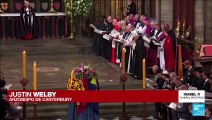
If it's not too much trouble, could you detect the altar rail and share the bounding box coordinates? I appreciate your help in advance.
[0,12,67,39]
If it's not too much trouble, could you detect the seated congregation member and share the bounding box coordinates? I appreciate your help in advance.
[169,76,182,120]
[20,1,35,40]
[190,67,205,90]
[151,65,159,77]
[161,24,176,71]
[176,85,193,120]
[161,70,172,89]
[92,16,107,56]
[0,79,12,120]
[152,65,159,73]
[151,67,164,119]
[182,60,195,85]
[202,74,212,92]
[153,68,164,89]
[173,76,182,90]
[206,104,212,120]
[170,72,177,80]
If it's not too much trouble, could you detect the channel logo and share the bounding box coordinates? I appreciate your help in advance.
[192,103,205,116]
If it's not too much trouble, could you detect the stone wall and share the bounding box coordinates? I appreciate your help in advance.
[160,0,173,28]
[155,0,211,44]
[195,0,205,44]
[205,0,212,44]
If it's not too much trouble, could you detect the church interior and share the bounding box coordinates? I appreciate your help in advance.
[0,0,212,120]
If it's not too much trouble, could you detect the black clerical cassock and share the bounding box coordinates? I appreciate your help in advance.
[20,3,35,40]
[127,0,136,15]
[133,24,147,79]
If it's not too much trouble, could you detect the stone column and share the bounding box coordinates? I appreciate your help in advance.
[145,0,150,16]
[194,0,205,44]
[160,0,173,28]
[155,0,161,23]
[205,0,212,44]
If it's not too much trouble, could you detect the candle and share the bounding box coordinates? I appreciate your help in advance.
[142,59,146,89]
[22,51,26,79]
[33,61,37,90]
[70,0,72,9]
[183,20,185,27]
[177,17,180,27]
[121,48,126,74]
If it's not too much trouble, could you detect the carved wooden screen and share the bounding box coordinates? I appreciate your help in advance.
[173,0,195,40]
[91,0,144,22]
[0,0,65,13]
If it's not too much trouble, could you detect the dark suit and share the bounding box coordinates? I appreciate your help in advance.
[196,78,205,90]
[154,78,165,119]
[183,67,194,85]
[127,1,136,15]
[0,91,11,120]
[202,80,211,92]
[176,103,192,120]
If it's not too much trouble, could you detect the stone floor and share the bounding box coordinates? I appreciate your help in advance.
[0,37,157,120]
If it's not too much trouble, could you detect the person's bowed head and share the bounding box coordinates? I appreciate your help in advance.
[24,1,30,8]
[206,104,212,119]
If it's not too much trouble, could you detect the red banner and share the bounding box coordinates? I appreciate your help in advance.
[7,90,178,103]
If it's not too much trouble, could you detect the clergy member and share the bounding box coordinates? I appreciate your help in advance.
[134,14,141,29]
[20,1,35,40]
[127,0,136,15]
[105,16,114,61]
[132,17,146,79]
[123,24,135,74]
[161,24,176,71]
[111,18,120,63]
[149,21,165,67]
[92,16,107,56]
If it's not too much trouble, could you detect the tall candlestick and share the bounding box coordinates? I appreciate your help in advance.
[176,17,180,37]
[177,17,180,27]
[122,48,126,74]
[142,59,146,89]
[33,61,37,90]
[183,19,185,27]
[181,19,186,38]
[177,45,183,78]
[22,51,26,79]
[69,0,74,39]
